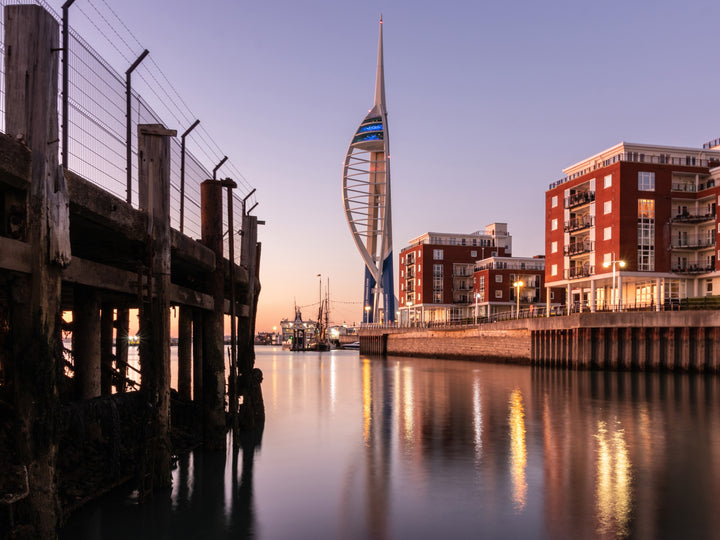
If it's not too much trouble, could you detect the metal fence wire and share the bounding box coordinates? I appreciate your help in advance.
[0,0,254,263]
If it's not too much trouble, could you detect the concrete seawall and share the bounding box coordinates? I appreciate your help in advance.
[358,311,720,371]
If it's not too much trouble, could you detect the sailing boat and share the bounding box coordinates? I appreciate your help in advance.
[308,278,331,351]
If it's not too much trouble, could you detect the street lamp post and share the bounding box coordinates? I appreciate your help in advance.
[603,254,626,311]
[364,305,371,325]
[513,280,524,319]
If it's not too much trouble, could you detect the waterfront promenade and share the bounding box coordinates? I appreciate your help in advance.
[358,311,720,371]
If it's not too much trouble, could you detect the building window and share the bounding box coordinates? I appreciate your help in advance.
[495,274,503,283]
[638,171,655,191]
[603,227,612,240]
[401,269,404,278]
[495,290,503,299]
[418,264,421,272]
[477,276,485,302]
[418,278,421,286]
[550,291,555,300]
[638,199,655,271]
[551,241,558,253]
[551,196,558,208]
[418,293,421,302]
[551,219,558,231]
[604,174,612,188]
[433,264,443,278]
[433,249,444,260]
[471,250,477,258]
[551,264,558,276]
[604,201,612,214]
[603,252,611,266]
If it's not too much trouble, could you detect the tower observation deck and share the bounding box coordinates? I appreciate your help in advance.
[342,18,395,324]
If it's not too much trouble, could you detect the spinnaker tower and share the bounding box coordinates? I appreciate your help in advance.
[342,18,395,324]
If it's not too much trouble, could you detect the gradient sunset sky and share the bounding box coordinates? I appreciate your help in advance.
[59,0,720,331]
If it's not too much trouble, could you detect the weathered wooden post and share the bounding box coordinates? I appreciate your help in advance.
[100,304,114,395]
[115,308,130,391]
[178,305,193,400]
[201,180,227,449]
[193,309,204,401]
[4,4,69,535]
[137,123,176,489]
[238,212,264,430]
[73,285,101,399]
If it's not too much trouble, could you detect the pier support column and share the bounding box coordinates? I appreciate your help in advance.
[115,308,129,392]
[74,289,101,399]
[649,328,661,370]
[178,305,193,400]
[201,179,228,449]
[193,309,204,402]
[696,327,707,372]
[636,327,648,370]
[100,303,114,395]
[238,212,264,432]
[138,123,177,488]
[665,328,676,371]
[621,327,633,370]
[708,328,719,372]
[5,5,66,535]
[679,327,690,371]
[608,327,619,370]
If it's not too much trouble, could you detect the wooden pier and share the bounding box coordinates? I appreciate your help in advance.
[0,5,263,536]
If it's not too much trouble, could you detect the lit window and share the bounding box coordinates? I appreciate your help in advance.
[418,278,421,286]
[604,175,612,188]
[638,171,655,191]
[604,227,612,240]
[551,241,558,253]
[551,196,558,208]
[551,264,558,276]
[551,219,558,231]
[603,253,611,266]
[604,201,612,214]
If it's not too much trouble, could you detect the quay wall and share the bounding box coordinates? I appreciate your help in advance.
[358,311,720,371]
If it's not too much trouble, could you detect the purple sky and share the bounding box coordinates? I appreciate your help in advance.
[56,0,720,331]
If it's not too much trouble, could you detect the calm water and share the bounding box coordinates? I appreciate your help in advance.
[61,347,720,539]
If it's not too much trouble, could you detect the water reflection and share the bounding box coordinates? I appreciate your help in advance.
[62,350,720,540]
[594,419,631,537]
[508,388,527,512]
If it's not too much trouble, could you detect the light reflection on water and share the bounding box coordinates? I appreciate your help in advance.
[62,348,720,539]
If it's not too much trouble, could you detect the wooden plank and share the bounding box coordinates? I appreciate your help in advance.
[0,236,31,273]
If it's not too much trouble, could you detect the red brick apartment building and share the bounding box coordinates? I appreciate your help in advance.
[398,224,559,323]
[545,141,720,311]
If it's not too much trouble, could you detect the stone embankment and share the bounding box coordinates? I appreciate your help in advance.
[359,311,720,371]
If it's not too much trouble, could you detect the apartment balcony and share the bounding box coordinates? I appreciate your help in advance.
[564,215,594,233]
[672,183,696,193]
[564,191,595,210]
[405,283,415,293]
[670,236,716,249]
[405,255,415,266]
[453,270,473,277]
[406,269,415,279]
[564,265,594,280]
[564,241,594,257]
[671,264,715,274]
[453,284,473,292]
[670,211,716,224]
